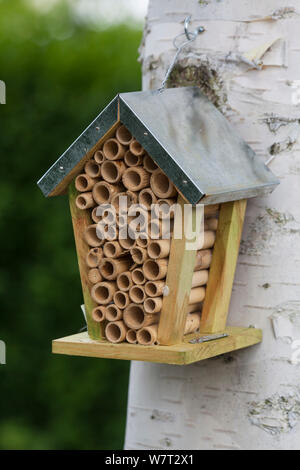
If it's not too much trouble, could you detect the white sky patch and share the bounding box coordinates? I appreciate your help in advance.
[29,0,148,25]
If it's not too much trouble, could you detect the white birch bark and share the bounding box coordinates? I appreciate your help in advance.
[125,0,300,450]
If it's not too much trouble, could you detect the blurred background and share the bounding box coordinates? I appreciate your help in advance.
[0,0,147,449]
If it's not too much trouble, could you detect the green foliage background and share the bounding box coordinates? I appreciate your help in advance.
[0,0,142,449]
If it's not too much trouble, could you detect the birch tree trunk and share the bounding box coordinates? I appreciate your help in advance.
[125,0,300,450]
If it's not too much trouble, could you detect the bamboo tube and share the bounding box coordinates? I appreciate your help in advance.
[123,304,158,330]
[204,204,220,217]
[92,181,123,204]
[124,150,143,167]
[126,329,137,344]
[196,230,216,250]
[143,154,158,173]
[204,217,218,231]
[130,246,147,264]
[138,188,157,210]
[117,271,133,292]
[155,198,176,219]
[103,241,124,259]
[129,285,146,304]
[75,174,98,192]
[150,169,177,198]
[105,304,122,322]
[147,240,170,259]
[122,167,150,192]
[144,296,162,314]
[114,290,130,309]
[145,280,165,297]
[137,324,158,346]
[189,287,206,304]
[91,206,101,223]
[105,321,128,343]
[132,267,146,285]
[111,191,138,213]
[86,247,103,268]
[194,249,213,271]
[103,138,125,160]
[92,306,106,322]
[100,258,132,280]
[94,150,105,164]
[191,270,209,288]
[96,223,118,242]
[129,139,145,157]
[186,303,202,314]
[119,227,136,250]
[184,313,201,334]
[88,268,102,284]
[116,125,133,146]
[75,192,95,210]
[143,259,168,281]
[136,235,148,248]
[84,160,101,178]
[84,224,104,247]
[101,160,126,184]
[91,281,117,305]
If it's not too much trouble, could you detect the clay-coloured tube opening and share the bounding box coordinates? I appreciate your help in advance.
[103,139,124,160]
[103,242,117,257]
[145,282,158,297]
[124,151,140,167]
[116,125,133,145]
[132,268,145,285]
[85,160,101,178]
[151,171,177,198]
[94,150,104,164]
[131,247,145,264]
[124,305,145,329]
[101,260,114,278]
[125,169,141,188]
[76,194,92,210]
[148,241,161,258]
[117,272,131,291]
[143,259,167,281]
[143,155,158,173]
[86,247,102,268]
[130,140,144,156]
[114,291,129,309]
[105,323,123,343]
[130,285,145,303]
[139,188,157,210]
[126,329,137,344]
[94,284,109,302]
[93,183,111,204]
[101,160,124,183]
[84,225,103,247]
[136,235,148,248]
[91,207,101,223]
[75,174,89,191]
[92,306,105,322]
[137,328,153,345]
[105,304,121,321]
[144,298,156,313]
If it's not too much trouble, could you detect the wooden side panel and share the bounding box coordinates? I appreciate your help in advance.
[69,181,104,339]
[200,199,247,333]
[158,196,199,345]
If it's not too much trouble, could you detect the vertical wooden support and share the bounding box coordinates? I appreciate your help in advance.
[158,196,199,345]
[69,181,104,340]
[200,199,247,333]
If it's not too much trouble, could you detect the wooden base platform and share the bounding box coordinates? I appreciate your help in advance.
[52,326,262,365]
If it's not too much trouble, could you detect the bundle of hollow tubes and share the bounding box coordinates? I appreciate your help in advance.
[74,124,219,346]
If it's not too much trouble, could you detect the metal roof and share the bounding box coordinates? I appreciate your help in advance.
[38,87,279,205]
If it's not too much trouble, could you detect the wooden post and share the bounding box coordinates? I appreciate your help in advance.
[69,181,105,340]
[158,195,199,345]
[200,199,247,333]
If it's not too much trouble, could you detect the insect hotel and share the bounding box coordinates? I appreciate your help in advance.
[38,87,279,365]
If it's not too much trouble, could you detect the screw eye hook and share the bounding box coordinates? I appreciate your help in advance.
[184,15,205,41]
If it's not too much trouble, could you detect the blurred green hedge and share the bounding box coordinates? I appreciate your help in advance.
[0,0,142,449]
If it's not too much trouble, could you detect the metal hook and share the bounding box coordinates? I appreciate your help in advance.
[159,16,205,90]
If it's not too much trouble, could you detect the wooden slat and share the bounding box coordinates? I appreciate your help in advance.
[157,195,199,345]
[69,181,105,339]
[200,199,247,333]
[52,327,262,365]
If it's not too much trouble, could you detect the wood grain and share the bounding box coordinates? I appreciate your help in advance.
[200,199,247,333]
[69,181,105,339]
